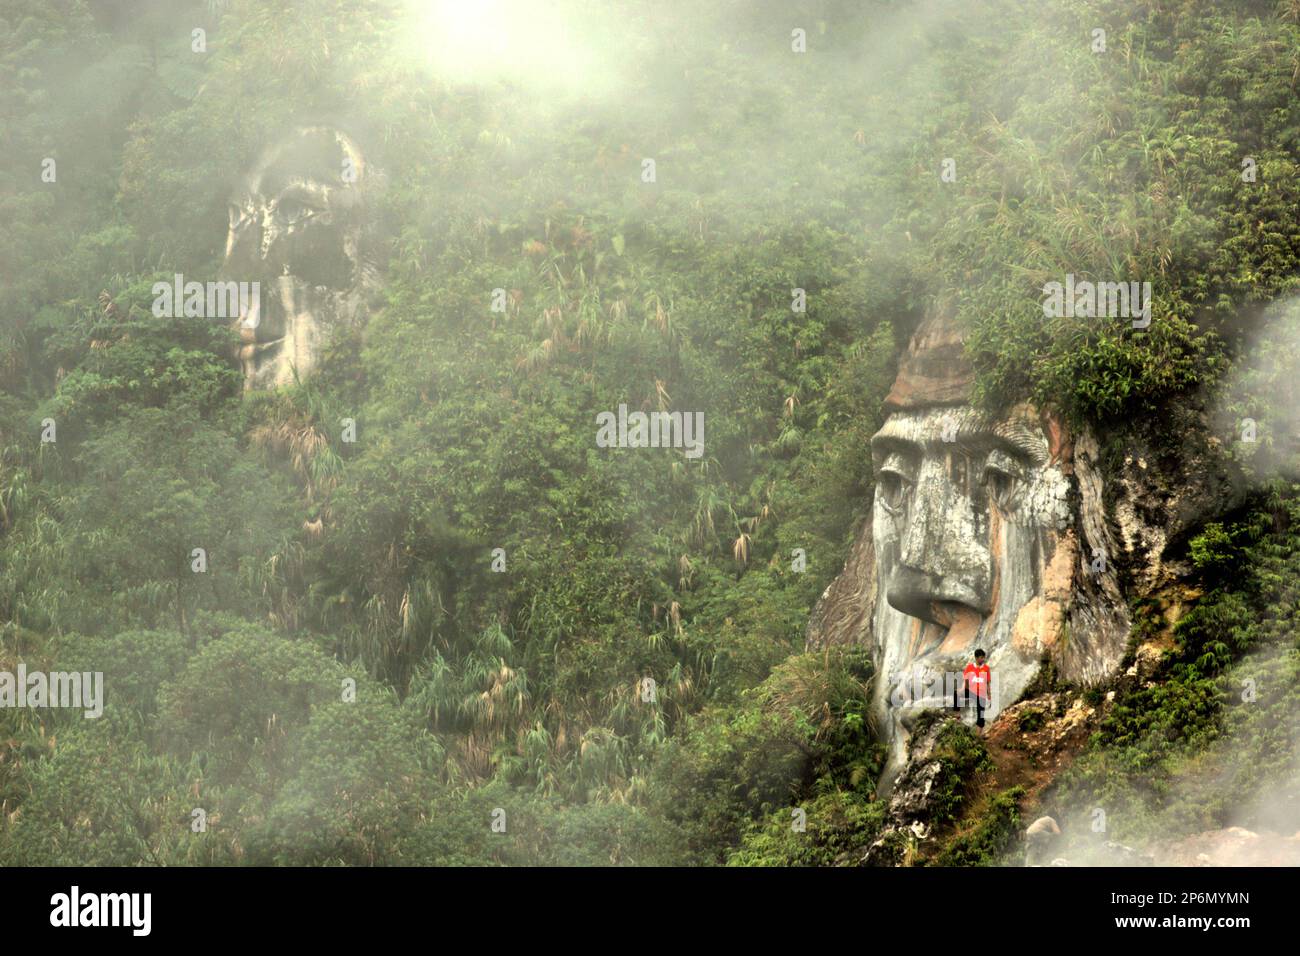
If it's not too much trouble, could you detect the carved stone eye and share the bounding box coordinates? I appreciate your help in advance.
[949,452,968,492]
[982,449,1024,510]
[988,470,1015,506]
[877,453,914,513]
[879,472,908,511]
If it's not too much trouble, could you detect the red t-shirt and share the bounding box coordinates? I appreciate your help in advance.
[963,662,991,701]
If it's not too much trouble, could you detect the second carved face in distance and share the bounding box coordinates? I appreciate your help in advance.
[223,127,370,390]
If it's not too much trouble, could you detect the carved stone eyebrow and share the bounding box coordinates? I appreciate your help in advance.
[869,431,924,473]
[870,431,920,458]
[869,410,1048,465]
[952,430,1039,464]
[989,419,1049,465]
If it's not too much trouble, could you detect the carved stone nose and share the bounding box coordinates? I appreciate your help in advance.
[887,455,991,620]
[886,565,988,622]
[887,566,952,623]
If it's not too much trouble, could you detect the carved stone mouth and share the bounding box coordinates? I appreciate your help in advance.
[933,603,982,655]
[236,288,287,343]
[889,605,987,711]
[927,600,967,628]
[899,605,982,666]
[903,619,948,665]
[245,337,285,352]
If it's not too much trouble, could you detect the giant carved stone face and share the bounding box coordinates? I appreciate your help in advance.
[223,127,372,390]
[870,404,1072,769]
[807,312,1128,788]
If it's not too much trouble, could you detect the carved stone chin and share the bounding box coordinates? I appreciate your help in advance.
[223,127,374,390]
[807,310,1129,789]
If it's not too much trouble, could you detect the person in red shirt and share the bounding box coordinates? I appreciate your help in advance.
[962,649,991,729]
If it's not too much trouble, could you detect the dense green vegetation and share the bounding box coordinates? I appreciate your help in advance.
[2,0,1300,865]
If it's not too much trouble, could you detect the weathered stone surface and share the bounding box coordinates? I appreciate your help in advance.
[859,714,957,866]
[1024,815,1061,866]
[883,309,976,410]
[1059,428,1130,685]
[1109,418,1242,594]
